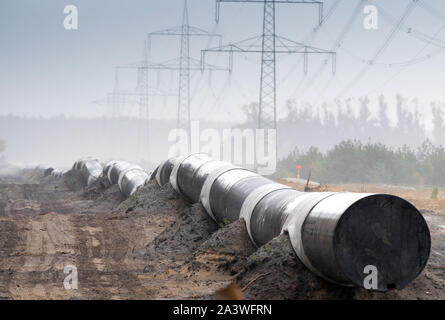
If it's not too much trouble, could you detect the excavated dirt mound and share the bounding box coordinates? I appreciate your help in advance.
[0,167,45,184]
[234,234,351,300]
[115,181,183,215]
[143,203,218,274]
[82,176,124,208]
[185,219,257,278]
[234,232,444,300]
[60,169,84,192]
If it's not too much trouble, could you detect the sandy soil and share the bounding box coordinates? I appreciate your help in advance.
[0,170,444,300]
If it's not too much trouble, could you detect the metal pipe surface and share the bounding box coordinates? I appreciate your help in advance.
[70,154,431,291]
[197,155,430,291]
[155,157,179,186]
[170,153,228,203]
[108,161,132,185]
[73,158,103,187]
[118,167,149,197]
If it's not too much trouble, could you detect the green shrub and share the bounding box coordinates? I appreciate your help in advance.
[276,140,445,186]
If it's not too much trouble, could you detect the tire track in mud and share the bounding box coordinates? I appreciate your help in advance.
[72,212,169,299]
[0,218,24,299]
[0,180,85,299]
[8,213,81,299]
[0,174,179,299]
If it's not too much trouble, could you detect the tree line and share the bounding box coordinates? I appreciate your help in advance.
[242,94,445,157]
[275,140,445,186]
[238,94,445,186]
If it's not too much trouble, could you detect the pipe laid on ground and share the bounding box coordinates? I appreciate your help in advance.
[196,154,430,291]
[103,160,120,177]
[118,165,149,197]
[73,158,103,186]
[107,161,132,185]
[169,153,230,203]
[44,168,54,177]
[103,160,150,197]
[69,154,431,291]
[155,157,179,187]
[146,166,158,184]
[50,169,64,178]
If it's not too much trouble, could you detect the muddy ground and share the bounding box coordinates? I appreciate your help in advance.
[0,169,444,300]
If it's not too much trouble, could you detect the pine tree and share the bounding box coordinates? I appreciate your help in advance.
[431,102,445,145]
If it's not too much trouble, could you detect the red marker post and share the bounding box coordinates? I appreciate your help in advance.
[296,165,302,180]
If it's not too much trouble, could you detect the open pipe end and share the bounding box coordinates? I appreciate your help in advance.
[332,194,431,291]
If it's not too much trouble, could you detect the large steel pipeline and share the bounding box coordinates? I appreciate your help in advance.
[105,161,149,197]
[50,169,65,178]
[118,165,149,197]
[68,154,431,291]
[169,153,231,203]
[72,158,103,187]
[103,160,120,177]
[107,161,133,185]
[155,157,180,186]
[163,154,431,291]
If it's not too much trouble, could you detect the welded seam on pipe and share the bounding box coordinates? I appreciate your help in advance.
[169,153,208,195]
[118,165,144,186]
[240,184,291,246]
[107,160,124,183]
[155,160,165,186]
[200,166,255,221]
[73,158,102,187]
[282,192,347,285]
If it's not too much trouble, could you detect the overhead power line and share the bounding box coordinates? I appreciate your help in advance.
[336,0,420,99]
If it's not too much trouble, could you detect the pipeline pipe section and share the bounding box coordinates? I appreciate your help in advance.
[72,158,103,187]
[155,157,180,187]
[169,153,231,203]
[104,161,150,197]
[103,160,120,177]
[50,169,65,178]
[170,154,430,291]
[69,154,431,291]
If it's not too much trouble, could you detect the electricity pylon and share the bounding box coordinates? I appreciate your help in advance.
[93,56,176,160]
[113,44,227,157]
[147,0,227,144]
[204,0,336,169]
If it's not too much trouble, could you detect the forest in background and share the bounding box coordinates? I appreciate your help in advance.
[2,94,445,186]
[275,140,445,187]
[241,94,445,156]
[267,95,445,186]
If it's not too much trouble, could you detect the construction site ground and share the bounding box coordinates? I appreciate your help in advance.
[0,168,444,300]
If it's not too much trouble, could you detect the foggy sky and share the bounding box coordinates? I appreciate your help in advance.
[1,0,445,122]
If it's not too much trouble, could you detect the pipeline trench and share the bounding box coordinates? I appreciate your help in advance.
[0,157,444,299]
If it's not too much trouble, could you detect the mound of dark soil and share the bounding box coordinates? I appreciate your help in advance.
[61,169,84,192]
[82,175,124,203]
[234,233,440,300]
[115,181,184,215]
[143,203,218,273]
[186,219,257,276]
[235,234,357,300]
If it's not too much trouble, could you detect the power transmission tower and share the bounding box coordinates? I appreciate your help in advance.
[94,54,176,160]
[111,68,121,117]
[147,0,227,143]
[204,0,336,170]
[114,47,227,157]
[137,41,150,157]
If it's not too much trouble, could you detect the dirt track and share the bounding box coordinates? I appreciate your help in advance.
[0,170,234,299]
[0,169,444,300]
